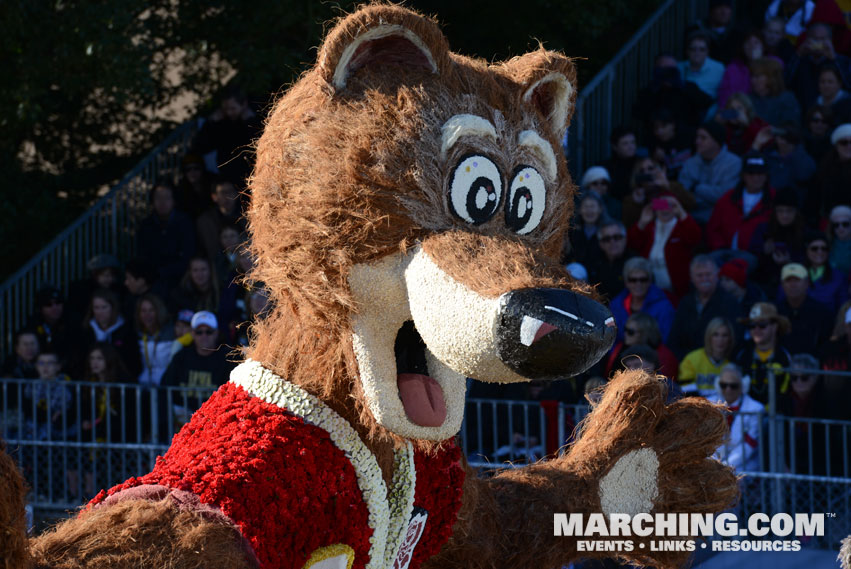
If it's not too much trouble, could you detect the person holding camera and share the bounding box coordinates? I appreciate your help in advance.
[716,92,770,155]
[622,157,695,228]
[627,193,701,300]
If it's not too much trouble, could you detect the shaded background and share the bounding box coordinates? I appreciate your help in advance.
[0,0,662,280]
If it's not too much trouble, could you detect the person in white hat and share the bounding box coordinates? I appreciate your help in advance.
[159,311,236,436]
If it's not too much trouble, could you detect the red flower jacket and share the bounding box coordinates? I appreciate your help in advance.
[92,364,465,569]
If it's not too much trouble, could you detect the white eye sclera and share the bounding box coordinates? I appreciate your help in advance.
[506,166,546,235]
[448,155,503,225]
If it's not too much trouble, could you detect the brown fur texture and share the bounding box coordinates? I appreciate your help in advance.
[2,4,741,569]
[247,3,579,452]
[29,499,257,569]
[0,440,29,569]
[426,371,738,569]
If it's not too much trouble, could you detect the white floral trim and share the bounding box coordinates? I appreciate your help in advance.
[230,360,415,569]
[384,443,416,567]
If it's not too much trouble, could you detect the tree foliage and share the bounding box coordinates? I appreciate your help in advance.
[0,0,662,280]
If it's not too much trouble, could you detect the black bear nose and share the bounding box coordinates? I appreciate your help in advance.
[495,288,616,379]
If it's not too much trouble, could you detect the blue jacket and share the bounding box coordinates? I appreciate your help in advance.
[610,284,676,344]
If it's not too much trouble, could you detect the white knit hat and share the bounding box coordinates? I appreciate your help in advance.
[580,166,611,188]
[830,123,851,145]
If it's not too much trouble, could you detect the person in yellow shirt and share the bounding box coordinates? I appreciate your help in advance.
[679,317,736,397]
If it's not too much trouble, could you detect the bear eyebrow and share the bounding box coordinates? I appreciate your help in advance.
[517,130,557,182]
[440,114,497,158]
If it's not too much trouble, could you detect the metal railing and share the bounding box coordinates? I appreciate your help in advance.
[2,376,849,544]
[567,0,709,176]
[0,121,198,358]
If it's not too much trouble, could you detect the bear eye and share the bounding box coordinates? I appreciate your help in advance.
[448,155,503,225]
[505,166,546,235]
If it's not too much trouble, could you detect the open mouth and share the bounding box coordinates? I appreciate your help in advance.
[394,321,447,427]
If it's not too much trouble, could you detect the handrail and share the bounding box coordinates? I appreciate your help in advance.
[567,0,709,177]
[0,120,198,357]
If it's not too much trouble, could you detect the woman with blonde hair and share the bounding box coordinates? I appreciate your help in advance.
[134,293,176,386]
[679,317,736,398]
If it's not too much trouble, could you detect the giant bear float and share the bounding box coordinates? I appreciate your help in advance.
[1,4,746,569]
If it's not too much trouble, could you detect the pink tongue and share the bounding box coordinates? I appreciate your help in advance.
[397,373,447,427]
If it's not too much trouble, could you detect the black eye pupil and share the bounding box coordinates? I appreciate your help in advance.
[507,185,533,231]
[466,176,499,223]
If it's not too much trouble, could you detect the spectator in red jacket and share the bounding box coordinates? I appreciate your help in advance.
[627,194,702,299]
[707,152,776,256]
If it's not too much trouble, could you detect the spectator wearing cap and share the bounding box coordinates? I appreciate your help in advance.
[678,121,743,224]
[585,220,639,301]
[678,31,726,100]
[710,363,763,472]
[609,257,675,345]
[757,122,817,195]
[718,258,766,332]
[627,194,701,299]
[776,263,832,356]
[828,204,851,274]
[748,187,808,288]
[734,302,793,405]
[814,123,851,217]
[137,180,196,292]
[749,57,802,126]
[801,232,848,313]
[707,152,775,261]
[159,311,236,437]
[669,255,740,359]
[602,127,639,200]
[580,166,621,220]
[27,285,71,360]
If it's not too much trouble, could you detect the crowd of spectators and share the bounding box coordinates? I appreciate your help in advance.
[472,0,851,475]
[0,86,266,454]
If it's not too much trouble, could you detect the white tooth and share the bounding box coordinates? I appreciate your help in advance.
[520,315,546,346]
[604,317,615,327]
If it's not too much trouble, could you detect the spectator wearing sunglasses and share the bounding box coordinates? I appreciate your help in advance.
[710,363,763,472]
[814,123,851,217]
[828,205,851,274]
[609,257,675,345]
[802,232,848,313]
[604,312,679,382]
[802,104,834,167]
[159,311,236,436]
[776,263,833,356]
[734,302,792,405]
[585,220,638,302]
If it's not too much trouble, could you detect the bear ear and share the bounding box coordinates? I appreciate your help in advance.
[318,5,451,91]
[498,50,577,141]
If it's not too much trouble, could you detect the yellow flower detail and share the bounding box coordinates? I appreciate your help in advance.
[303,543,355,569]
